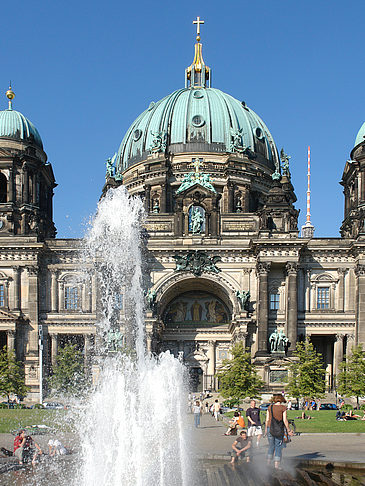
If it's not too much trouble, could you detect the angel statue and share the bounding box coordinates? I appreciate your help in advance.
[236,290,250,311]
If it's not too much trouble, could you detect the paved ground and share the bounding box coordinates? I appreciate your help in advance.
[190,412,365,466]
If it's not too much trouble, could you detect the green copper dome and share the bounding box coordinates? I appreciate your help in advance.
[354,121,365,149]
[116,87,279,172]
[0,106,43,149]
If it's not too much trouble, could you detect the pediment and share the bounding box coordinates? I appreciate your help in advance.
[0,308,19,321]
[178,182,216,196]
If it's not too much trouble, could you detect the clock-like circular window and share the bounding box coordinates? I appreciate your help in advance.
[192,115,205,127]
[255,127,263,139]
[193,90,203,99]
[133,129,142,141]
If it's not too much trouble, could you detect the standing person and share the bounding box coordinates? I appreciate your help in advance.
[192,400,202,428]
[265,394,293,469]
[230,430,251,464]
[205,402,209,414]
[246,400,263,447]
[13,429,26,465]
[213,399,220,421]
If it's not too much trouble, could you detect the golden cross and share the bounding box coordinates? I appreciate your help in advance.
[193,16,204,36]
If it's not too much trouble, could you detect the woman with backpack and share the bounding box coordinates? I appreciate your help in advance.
[265,394,293,469]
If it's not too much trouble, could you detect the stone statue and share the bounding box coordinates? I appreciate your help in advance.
[150,130,167,153]
[236,290,250,311]
[280,148,291,178]
[199,173,216,193]
[173,250,221,277]
[229,128,245,153]
[145,289,157,311]
[176,173,195,194]
[106,157,115,178]
[269,329,279,352]
[106,329,124,352]
[271,170,281,181]
[191,207,204,234]
[277,329,289,352]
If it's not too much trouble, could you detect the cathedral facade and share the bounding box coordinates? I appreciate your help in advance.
[0,25,364,401]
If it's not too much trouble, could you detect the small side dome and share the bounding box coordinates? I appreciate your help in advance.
[0,87,43,149]
[354,121,365,149]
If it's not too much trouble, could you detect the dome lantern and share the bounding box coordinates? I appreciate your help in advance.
[185,16,211,88]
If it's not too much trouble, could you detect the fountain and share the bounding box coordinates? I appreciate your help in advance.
[76,186,192,486]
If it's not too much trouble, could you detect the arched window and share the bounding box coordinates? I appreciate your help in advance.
[0,173,7,203]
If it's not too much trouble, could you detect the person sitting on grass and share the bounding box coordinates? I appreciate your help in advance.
[295,412,313,420]
[224,411,239,436]
[230,430,251,464]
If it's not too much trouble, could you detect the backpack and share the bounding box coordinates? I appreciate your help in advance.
[269,405,284,439]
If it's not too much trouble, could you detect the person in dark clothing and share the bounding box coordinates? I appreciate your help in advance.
[246,400,262,447]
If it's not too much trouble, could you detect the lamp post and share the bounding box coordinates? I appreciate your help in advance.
[38,325,43,405]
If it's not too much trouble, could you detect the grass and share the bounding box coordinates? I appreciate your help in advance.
[224,410,365,433]
[0,409,72,434]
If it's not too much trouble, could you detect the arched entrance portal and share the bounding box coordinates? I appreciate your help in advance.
[157,277,234,392]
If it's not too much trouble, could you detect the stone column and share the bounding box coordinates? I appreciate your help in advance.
[26,266,39,353]
[144,184,151,213]
[51,334,58,367]
[256,262,270,355]
[22,164,29,204]
[207,340,216,376]
[51,270,58,312]
[160,183,166,213]
[7,330,15,351]
[337,269,345,312]
[59,281,65,311]
[12,267,20,311]
[91,274,97,313]
[210,209,218,236]
[333,334,345,377]
[355,264,365,345]
[227,182,234,212]
[286,262,298,352]
[84,334,92,369]
[346,334,355,359]
[8,168,13,203]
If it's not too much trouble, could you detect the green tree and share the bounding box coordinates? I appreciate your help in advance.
[337,344,365,409]
[286,339,326,401]
[48,343,88,396]
[216,342,263,405]
[0,346,28,404]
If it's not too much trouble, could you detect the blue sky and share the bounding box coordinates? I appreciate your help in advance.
[0,0,364,237]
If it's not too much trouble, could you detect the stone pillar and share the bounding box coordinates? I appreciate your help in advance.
[160,183,166,213]
[256,262,270,355]
[51,334,58,367]
[7,330,15,351]
[355,264,365,345]
[84,334,92,369]
[337,269,345,312]
[210,209,218,236]
[51,270,58,312]
[22,164,29,204]
[207,340,216,376]
[26,266,39,353]
[144,185,151,213]
[227,182,234,213]
[59,281,65,311]
[8,168,13,203]
[346,334,355,359]
[91,274,97,313]
[12,267,20,311]
[32,173,38,204]
[286,262,298,352]
[333,334,345,377]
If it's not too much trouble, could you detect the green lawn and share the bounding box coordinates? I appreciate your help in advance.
[225,410,365,433]
[0,409,72,434]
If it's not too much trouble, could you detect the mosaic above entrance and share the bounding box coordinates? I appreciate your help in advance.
[164,291,230,326]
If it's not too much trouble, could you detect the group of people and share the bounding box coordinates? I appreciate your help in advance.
[13,430,67,465]
[191,398,221,427]
[229,395,294,469]
[336,409,365,421]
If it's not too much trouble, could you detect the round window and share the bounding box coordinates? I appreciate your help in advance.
[192,115,205,127]
[133,129,142,141]
[255,127,263,139]
[193,90,203,99]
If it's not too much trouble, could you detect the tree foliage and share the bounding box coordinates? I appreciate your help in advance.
[0,346,28,402]
[337,344,365,408]
[48,343,88,396]
[216,342,263,403]
[286,339,326,399]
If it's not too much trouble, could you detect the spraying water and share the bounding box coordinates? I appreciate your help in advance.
[77,187,191,486]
